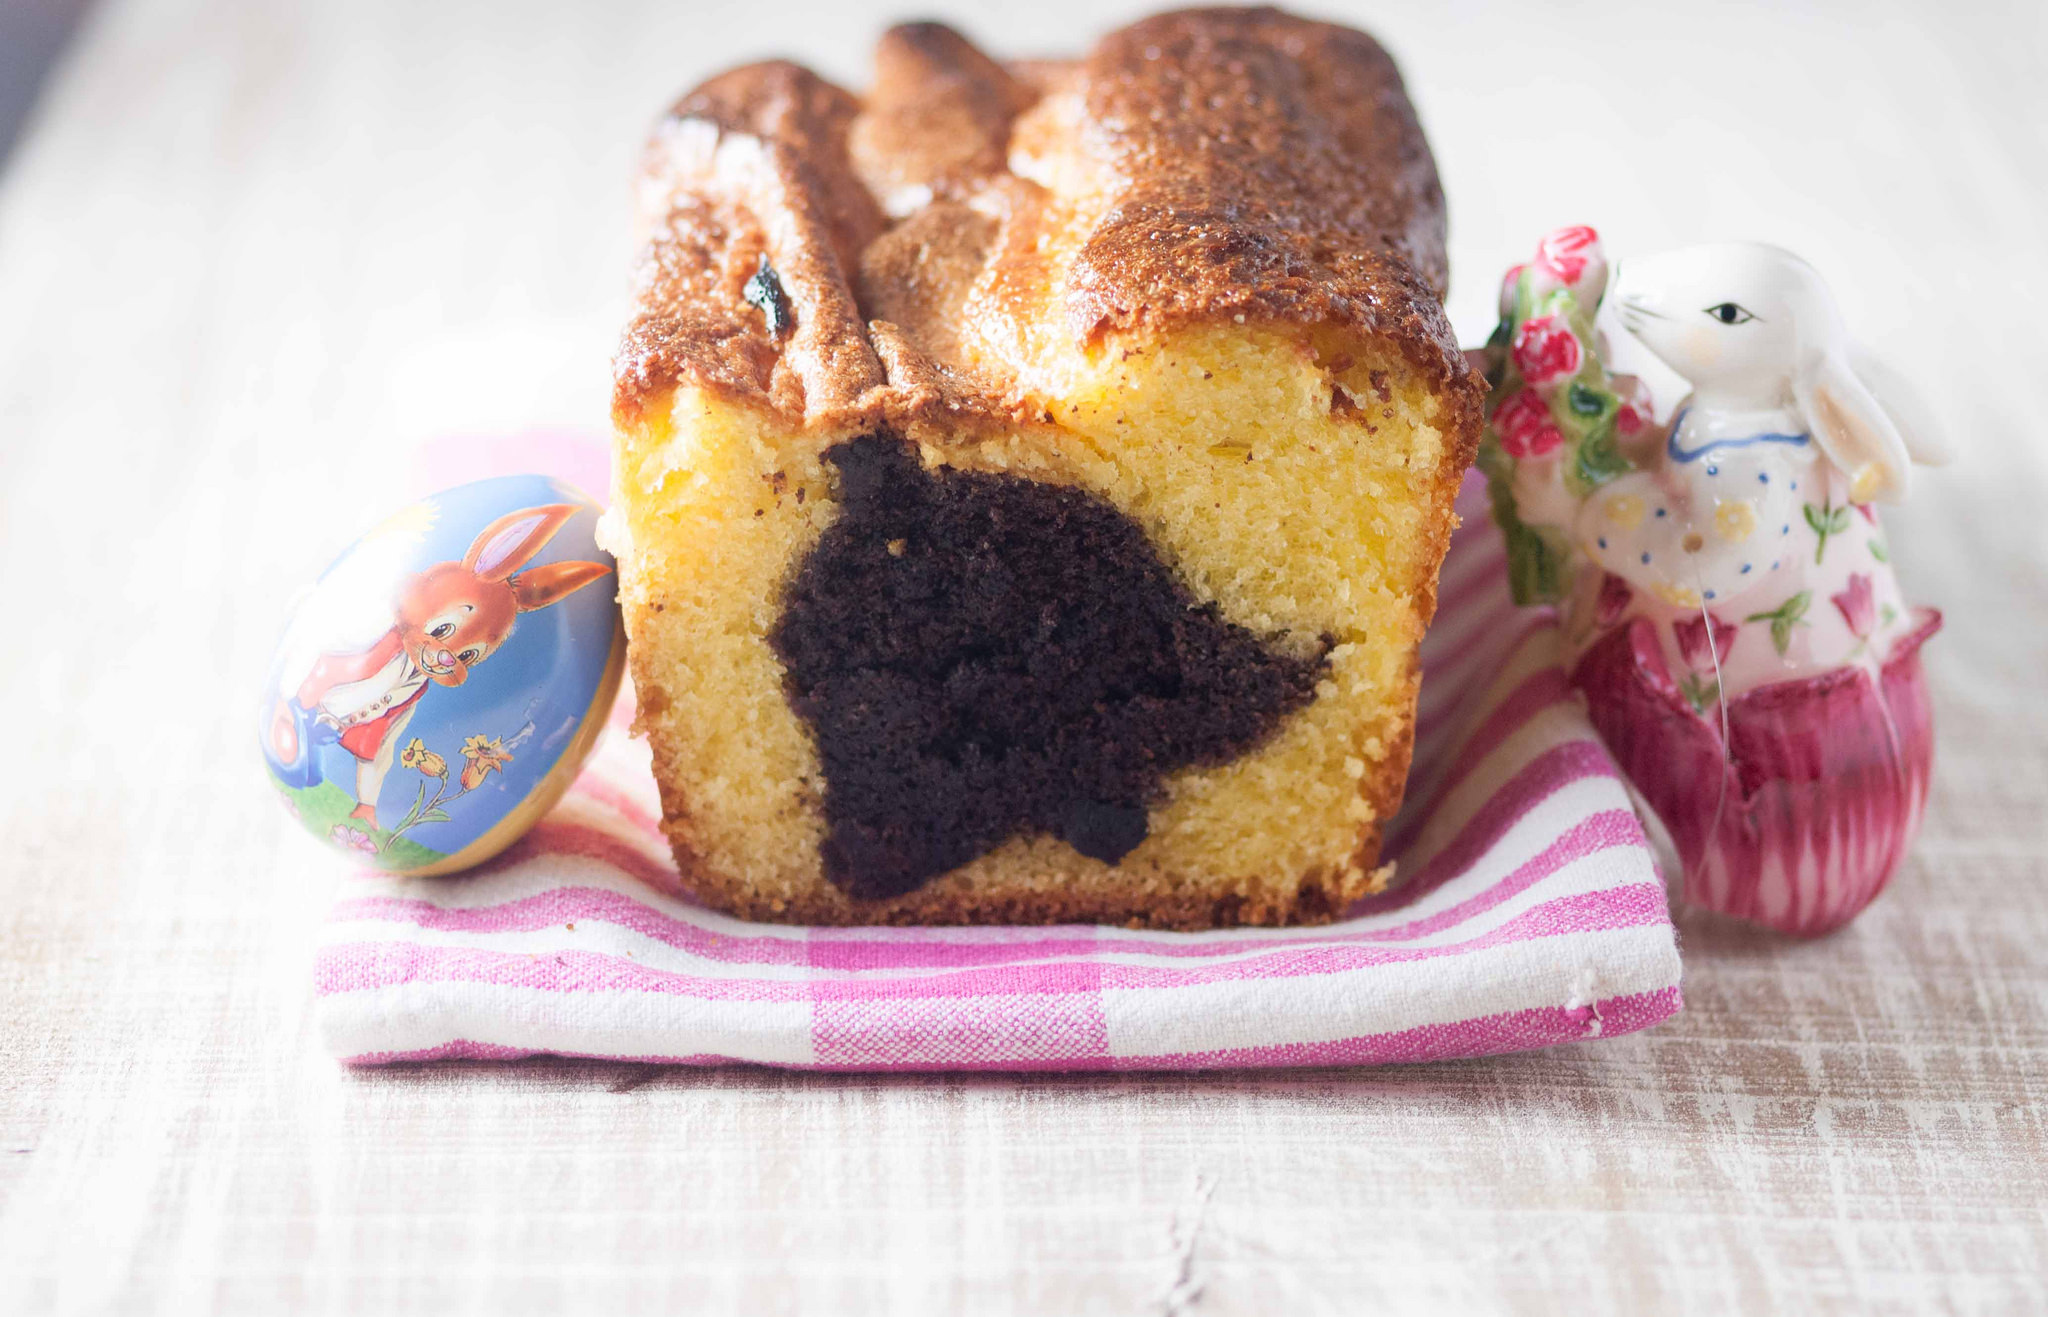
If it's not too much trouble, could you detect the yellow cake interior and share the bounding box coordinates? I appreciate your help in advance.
[606,322,1457,924]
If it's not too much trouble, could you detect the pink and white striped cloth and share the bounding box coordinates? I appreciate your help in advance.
[315,471,1683,1069]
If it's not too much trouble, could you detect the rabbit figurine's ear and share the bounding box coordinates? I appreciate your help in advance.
[1794,350,1913,505]
[463,504,581,581]
[1850,346,1956,468]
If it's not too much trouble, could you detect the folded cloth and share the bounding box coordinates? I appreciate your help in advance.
[313,474,1682,1070]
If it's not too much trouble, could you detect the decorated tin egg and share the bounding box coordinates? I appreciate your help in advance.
[259,475,624,875]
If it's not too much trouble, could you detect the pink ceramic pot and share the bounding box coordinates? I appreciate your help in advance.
[1574,609,1941,936]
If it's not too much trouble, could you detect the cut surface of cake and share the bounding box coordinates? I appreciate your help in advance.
[604,7,1483,928]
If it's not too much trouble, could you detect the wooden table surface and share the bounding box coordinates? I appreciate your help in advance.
[1,0,2043,1311]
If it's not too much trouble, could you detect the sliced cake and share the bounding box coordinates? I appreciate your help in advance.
[603,8,1482,927]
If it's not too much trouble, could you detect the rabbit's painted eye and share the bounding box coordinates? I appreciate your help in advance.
[430,622,457,640]
[1705,302,1755,325]
[457,647,483,666]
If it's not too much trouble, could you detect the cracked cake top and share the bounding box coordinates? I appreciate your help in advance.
[612,7,1473,435]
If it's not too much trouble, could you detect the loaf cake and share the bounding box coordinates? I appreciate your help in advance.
[604,8,1482,927]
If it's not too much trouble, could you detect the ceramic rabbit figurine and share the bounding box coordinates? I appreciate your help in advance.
[1478,226,1946,935]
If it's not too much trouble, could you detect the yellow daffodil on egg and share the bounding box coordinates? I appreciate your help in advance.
[460,735,514,791]
[400,738,448,779]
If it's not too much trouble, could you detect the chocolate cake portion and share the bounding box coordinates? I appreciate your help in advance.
[769,438,1329,899]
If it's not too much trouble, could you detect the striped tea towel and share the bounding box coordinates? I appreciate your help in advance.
[314,472,1683,1069]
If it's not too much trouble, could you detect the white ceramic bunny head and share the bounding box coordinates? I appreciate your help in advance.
[1610,242,1947,504]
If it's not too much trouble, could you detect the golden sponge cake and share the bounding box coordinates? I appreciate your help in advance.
[604,8,1482,927]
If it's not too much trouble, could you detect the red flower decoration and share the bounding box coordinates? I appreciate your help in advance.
[1511,315,1584,387]
[1595,572,1634,627]
[1534,225,1601,287]
[1493,389,1563,458]
[1832,572,1877,639]
[1673,613,1738,673]
[1611,374,1657,437]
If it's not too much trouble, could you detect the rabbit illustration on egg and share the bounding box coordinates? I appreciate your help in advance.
[260,476,622,875]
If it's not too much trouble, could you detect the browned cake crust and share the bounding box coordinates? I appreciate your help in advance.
[616,7,1473,436]
[614,8,1483,928]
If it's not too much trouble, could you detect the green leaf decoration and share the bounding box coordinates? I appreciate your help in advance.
[419,809,451,824]
[1678,673,1721,715]
[1746,590,1812,657]
[1869,538,1889,563]
[1567,381,1608,417]
[1772,612,1797,656]
[1478,442,1570,606]
[1511,272,1536,327]
[1504,523,1569,607]
[391,781,427,835]
[1804,499,1851,564]
[1546,286,1598,342]
[1570,420,1631,495]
